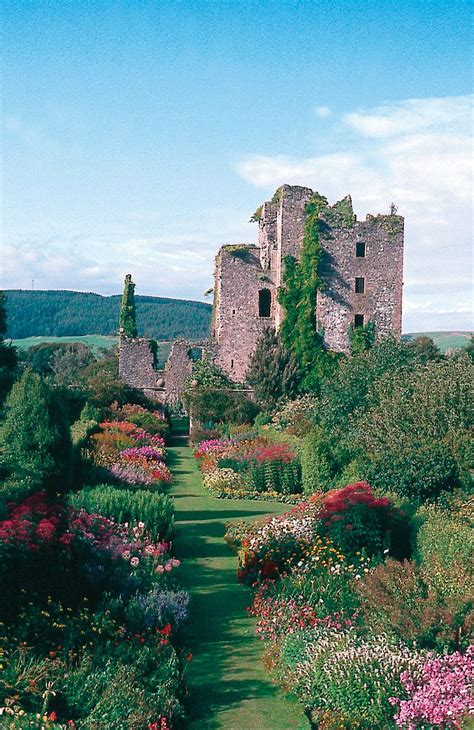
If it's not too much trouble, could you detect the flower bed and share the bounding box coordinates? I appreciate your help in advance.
[88,415,172,490]
[194,434,302,500]
[0,402,188,728]
[226,483,473,728]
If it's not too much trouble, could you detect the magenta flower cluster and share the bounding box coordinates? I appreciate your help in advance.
[121,446,164,462]
[390,646,474,727]
[194,439,233,457]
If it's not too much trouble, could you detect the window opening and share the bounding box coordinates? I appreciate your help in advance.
[187,347,203,362]
[258,288,272,317]
[356,241,366,257]
[354,314,364,328]
[355,277,365,294]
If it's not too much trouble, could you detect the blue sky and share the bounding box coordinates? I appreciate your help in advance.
[2,0,473,331]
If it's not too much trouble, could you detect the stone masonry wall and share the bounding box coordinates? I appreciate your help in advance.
[316,212,404,352]
[119,336,217,406]
[118,337,166,403]
[213,185,404,378]
[214,245,276,381]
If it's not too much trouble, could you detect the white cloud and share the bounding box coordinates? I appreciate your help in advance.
[344,95,473,138]
[236,94,473,332]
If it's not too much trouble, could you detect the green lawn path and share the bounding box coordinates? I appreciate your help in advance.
[167,439,307,730]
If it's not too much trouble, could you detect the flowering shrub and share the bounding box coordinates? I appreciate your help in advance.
[109,462,156,488]
[390,646,474,727]
[89,418,172,487]
[193,439,233,458]
[270,395,318,436]
[203,468,248,494]
[110,403,169,437]
[279,629,424,728]
[356,558,473,652]
[315,481,411,559]
[120,446,165,463]
[249,580,355,642]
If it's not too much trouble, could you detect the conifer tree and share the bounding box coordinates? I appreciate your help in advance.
[119,274,137,337]
[1,369,72,493]
[247,328,301,409]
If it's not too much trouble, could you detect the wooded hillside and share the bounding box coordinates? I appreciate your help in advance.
[4,290,212,340]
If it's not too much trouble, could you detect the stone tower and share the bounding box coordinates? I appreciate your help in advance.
[213,184,404,380]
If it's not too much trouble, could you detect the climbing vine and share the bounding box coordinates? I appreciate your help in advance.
[348,320,376,355]
[278,193,336,391]
[119,274,137,338]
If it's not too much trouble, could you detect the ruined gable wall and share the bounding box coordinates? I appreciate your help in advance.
[316,213,404,352]
[214,245,275,381]
[118,337,166,403]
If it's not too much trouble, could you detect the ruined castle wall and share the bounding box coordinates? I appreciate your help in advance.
[316,214,404,352]
[214,245,275,381]
[274,185,313,328]
[118,337,166,403]
[258,201,278,271]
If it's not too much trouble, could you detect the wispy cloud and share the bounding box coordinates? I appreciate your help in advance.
[236,94,473,332]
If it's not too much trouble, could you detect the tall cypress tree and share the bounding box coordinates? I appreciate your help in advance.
[119,274,137,338]
[247,328,301,409]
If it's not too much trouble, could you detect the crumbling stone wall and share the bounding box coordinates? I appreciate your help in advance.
[121,184,404,393]
[317,211,404,352]
[213,245,275,381]
[119,336,217,406]
[119,337,166,403]
[213,185,404,378]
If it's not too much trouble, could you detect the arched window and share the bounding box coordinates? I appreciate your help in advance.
[258,288,272,318]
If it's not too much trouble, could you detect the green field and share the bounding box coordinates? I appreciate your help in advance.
[12,334,119,352]
[12,335,173,367]
[402,331,472,353]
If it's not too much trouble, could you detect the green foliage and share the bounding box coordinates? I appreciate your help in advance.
[1,369,72,494]
[278,193,338,392]
[80,348,130,409]
[246,328,301,409]
[405,334,442,363]
[50,342,94,385]
[0,291,18,403]
[185,357,230,391]
[356,558,472,652]
[415,500,473,578]
[348,319,376,355]
[119,274,138,338]
[22,341,67,375]
[4,289,212,340]
[69,484,174,541]
[301,426,336,494]
[70,402,101,447]
[184,357,258,426]
[358,354,473,502]
[188,388,259,427]
[248,459,301,495]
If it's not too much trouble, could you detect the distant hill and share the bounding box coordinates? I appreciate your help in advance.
[3,290,212,341]
[402,331,472,354]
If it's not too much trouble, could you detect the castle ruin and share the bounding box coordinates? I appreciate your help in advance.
[119,184,404,403]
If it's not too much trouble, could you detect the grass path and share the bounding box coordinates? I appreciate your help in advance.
[167,439,307,730]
